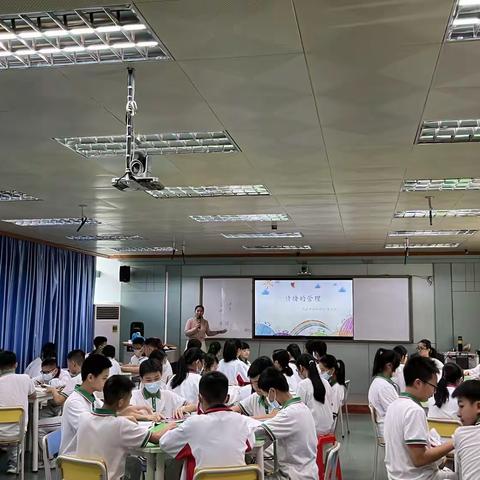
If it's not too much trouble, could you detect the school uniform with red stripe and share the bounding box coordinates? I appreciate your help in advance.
[159,405,256,480]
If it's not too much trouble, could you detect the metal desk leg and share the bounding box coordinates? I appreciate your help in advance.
[32,399,39,472]
[253,445,264,480]
[145,453,155,480]
[155,453,165,480]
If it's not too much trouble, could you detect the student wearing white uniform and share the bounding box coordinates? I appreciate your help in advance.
[258,367,318,480]
[149,349,174,386]
[60,354,112,455]
[286,343,303,386]
[101,345,122,376]
[232,356,280,418]
[160,371,256,480]
[273,349,299,394]
[77,375,174,480]
[368,348,400,436]
[0,351,36,475]
[217,340,249,386]
[451,380,480,480]
[392,345,408,393]
[384,356,456,480]
[319,354,347,416]
[168,347,204,404]
[24,342,56,378]
[238,341,251,367]
[417,339,444,381]
[61,349,85,395]
[87,336,108,357]
[131,359,195,419]
[427,362,463,420]
[296,354,334,435]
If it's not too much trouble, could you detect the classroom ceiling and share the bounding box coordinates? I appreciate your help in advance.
[2,0,480,257]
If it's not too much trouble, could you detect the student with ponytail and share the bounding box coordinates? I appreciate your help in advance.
[296,354,334,435]
[272,349,298,393]
[319,354,346,416]
[427,362,463,419]
[392,345,408,392]
[368,348,400,435]
[217,339,249,386]
[167,347,205,403]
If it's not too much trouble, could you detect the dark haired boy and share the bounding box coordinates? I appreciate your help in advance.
[160,371,256,480]
[384,356,456,479]
[77,375,174,480]
[452,380,480,480]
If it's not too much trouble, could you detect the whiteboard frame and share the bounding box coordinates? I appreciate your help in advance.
[200,276,254,340]
[200,275,413,343]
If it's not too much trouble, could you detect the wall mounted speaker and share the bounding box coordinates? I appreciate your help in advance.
[119,265,130,282]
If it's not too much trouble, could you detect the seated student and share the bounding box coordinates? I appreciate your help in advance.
[417,339,444,380]
[428,362,463,420]
[233,356,278,418]
[238,342,251,366]
[144,337,163,357]
[217,340,249,386]
[258,367,318,480]
[149,349,174,385]
[131,359,194,419]
[77,375,174,480]
[203,353,219,373]
[160,371,257,480]
[121,336,146,374]
[384,356,456,480]
[296,353,334,435]
[186,338,202,350]
[59,353,112,455]
[88,336,108,357]
[368,348,400,435]
[0,351,36,475]
[102,345,122,376]
[451,380,480,480]
[25,342,56,378]
[392,345,409,393]
[167,348,205,404]
[33,357,70,387]
[273,349,298,393]
[207,341,222,359]
[305,339,327,363]
[319,354,346,416]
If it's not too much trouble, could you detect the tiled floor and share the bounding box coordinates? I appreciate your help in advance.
[0,414,386,480]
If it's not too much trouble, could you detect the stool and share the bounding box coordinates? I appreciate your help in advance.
[317,434,342,480]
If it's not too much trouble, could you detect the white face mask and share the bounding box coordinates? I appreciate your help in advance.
[321,371,331,381]
[144,381,161,394]
[265,390,281,410]
[42,371,56,382]
[134,349,143,358]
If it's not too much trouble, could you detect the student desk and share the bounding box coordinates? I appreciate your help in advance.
[134,422,266,480]
[29,388,52,472]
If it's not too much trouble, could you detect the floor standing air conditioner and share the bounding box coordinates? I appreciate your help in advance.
[94,304,120,357]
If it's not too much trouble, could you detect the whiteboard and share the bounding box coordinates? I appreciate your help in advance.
[201,278,253,339]
[353,277,411,342]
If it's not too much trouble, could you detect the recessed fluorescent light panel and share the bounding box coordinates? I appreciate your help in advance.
[447,0,480,41]
[66,234,142,241]
[109,246,174,253]
[402,178,480,191]
[0,5,170,69]
[385,243,460,249]
[55,132,239,157]
[389,230,477,237]
[417,120,480,143]
[146,185,268,199]
[222,232,303,239]
[190,214,289,223]
[0,190,41,201]
[394,209,480,218]
[3,218,100,226]
[242,245,311,250]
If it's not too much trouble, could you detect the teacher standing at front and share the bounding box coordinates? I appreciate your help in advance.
[184,305,227,351]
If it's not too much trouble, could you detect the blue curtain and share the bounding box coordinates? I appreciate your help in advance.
[0,235,96,371]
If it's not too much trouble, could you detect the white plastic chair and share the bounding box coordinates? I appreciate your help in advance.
[369,404,385,480]
[42,428,61,480]
[339,380,351,438]
[0,406,26,480]
[324,442,341,480]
